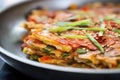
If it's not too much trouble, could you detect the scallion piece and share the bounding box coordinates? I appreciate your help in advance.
[42,45,55,55]
[56,19,92,27]
[49,27,106,32]
[29,54,39,61]
[104,15,120,24]
[114,19,120,24]
[49,26,73,32]
[104,15,116,20]
[113,28,120,34]
[99,23,106,36]
[62,52,70,57]
[74,27,106,31]
[85,33,104,53]
[76,49,87,54]
[61,34,87,39]
[99,16,106,36]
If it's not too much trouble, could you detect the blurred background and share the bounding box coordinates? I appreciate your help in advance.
[0,0,25,11]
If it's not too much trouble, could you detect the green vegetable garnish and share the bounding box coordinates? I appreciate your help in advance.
[74,27,106,31]
[104,15,116,20]
[99,23,105,36]
[104,15,120,24]
[56,19,92,27]
[114,19,120,24]
[85,33,104,53]
[62,52,70,57]
[49,27,106,32]
[42,45,55,55]
[29,55,39,61]
[76,48,87,54]
[99,16,106,36]
[49,26,73,32]
[42,48,50,55]
[61,34,87,39]
[113,28,120,34]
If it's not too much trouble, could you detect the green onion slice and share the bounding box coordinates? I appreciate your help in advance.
[56,19,92,27]
[99,16,106,36]
[49,27,106,32]
[113,28,120,34]
[85,33,104,53]
[76,48,87,54]
[62,52,70,57]
[61,34,87,39]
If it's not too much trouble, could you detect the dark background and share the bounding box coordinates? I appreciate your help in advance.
[0,58,35,80]
[0,58,4,70]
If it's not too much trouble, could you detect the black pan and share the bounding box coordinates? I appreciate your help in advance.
[0,0,120,80]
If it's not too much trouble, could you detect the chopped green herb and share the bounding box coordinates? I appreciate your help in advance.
[62,52,70,57]
[46,45,55,51]
[85,33,104,53]
[76,48,87,54]
[42,48,50,55]
[29,55,39,61]
[42,45,55,55]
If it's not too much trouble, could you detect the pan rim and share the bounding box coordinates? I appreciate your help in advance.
[0,0,120,74]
